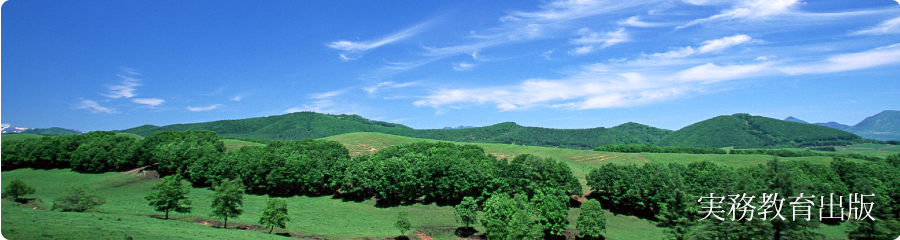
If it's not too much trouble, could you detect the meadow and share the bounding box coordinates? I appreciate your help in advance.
[1,132,888,239]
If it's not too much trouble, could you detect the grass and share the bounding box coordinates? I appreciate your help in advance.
[5,132,884,239]
[0,133,45,142]
[221,139,266,152]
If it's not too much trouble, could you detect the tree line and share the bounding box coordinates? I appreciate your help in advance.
[2,130,593,238]
[594,144,728,154]
[586,155,900,239]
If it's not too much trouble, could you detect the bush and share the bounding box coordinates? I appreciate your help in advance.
[3,179,36,200]
[52,186,106,212]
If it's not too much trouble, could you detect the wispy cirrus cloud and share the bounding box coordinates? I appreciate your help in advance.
[452,62,475,71]
[75,99,115,113]
[852,16,900,35]
[569,28,629,55]
[414,42,900,111]
[326,20,433,60]
[423,0,656,57]
[132,98,165,106]
[187,104,221,112]
[651,34,753,59]
[311,90,345,99]
[678,0,800,29]
[104,75,141,99]
[617,16,672,28]
[781,43,900,75]
[363,81,418,94]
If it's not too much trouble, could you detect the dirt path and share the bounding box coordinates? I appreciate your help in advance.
[640,153,650,163]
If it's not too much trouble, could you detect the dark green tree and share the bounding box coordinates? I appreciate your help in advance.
[3,179,36,201]
[455,196,478,228]
[210,178,244,229]
[507,207,543,240]
[577,199,606,240]
[259,198,290,234]
[531,188,569,236]
[145,174,192,219]
[395,210,411,237]
[52,185,106,212]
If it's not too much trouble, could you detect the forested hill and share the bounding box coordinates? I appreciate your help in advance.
[119,112,413,140]
[20,127,81,135]
[847,110,900,141]
[119,112,669,150]
[655,113,862,148]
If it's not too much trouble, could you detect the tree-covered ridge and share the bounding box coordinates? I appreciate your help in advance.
[21,127,81,135]
[119,112,671,150]
[848,110,900,141]
[656,113,862,148]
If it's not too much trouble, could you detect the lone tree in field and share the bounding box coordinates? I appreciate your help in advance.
[52,185,106,212]
[145,174,192,219]
[3,179,36,201]
[577,198,606,240]
[210,179,244,229]
[259,198,290,234]
[395,210,411,237]
[455,196,478,228]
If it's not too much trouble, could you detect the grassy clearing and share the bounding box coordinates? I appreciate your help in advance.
[221,139,266,152]
[0,133,44,142]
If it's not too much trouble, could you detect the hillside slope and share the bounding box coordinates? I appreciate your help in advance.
[119,112,671,150]
[657,113,862,148]
[848,110,900,141]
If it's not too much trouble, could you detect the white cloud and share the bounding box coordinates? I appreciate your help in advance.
[852,16,900,35]
[75,99,115,113]
[364,81,418,94]
[187,104,221,112]
[678,0,800,29]
[649,34,752,59]
[104,75,141,99]
[617,16,670,27]
[674,62,772,83]
[132,98,165,106]
[697,34,752,53]
[310,90,345,99]
[781,43,900,75]
[569,28,629,55]
[326,21,432,59]
[453,62,475,71]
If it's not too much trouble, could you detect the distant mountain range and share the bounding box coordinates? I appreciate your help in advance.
[118,112,671,150]
[1,125,81,135]
[784,110,900,141]
[117,111,894,149]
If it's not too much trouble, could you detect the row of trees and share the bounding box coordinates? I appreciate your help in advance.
[145,175,289,232]
[594,144,728,154]
[586,155,900,239]
[3,131,581,205]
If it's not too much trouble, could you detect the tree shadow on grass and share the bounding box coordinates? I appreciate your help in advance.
[393,236,411,240]
[454,227,478,238]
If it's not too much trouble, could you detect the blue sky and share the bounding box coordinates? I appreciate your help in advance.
[2,0,899,132]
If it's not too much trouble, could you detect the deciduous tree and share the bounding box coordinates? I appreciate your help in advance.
[259,198,290,233]
[145,174,192,219]
[210,178,244,229]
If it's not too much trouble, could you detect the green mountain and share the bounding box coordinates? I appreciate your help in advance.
[609,122,673,144]
[656,113,862,148]
[848,110,900,141]
[20,127,81,135]
[119,112,669,150]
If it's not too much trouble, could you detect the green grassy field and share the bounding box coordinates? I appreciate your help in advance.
[0,168,675,240]
[0,133,45,142]
[3,132,884,239]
